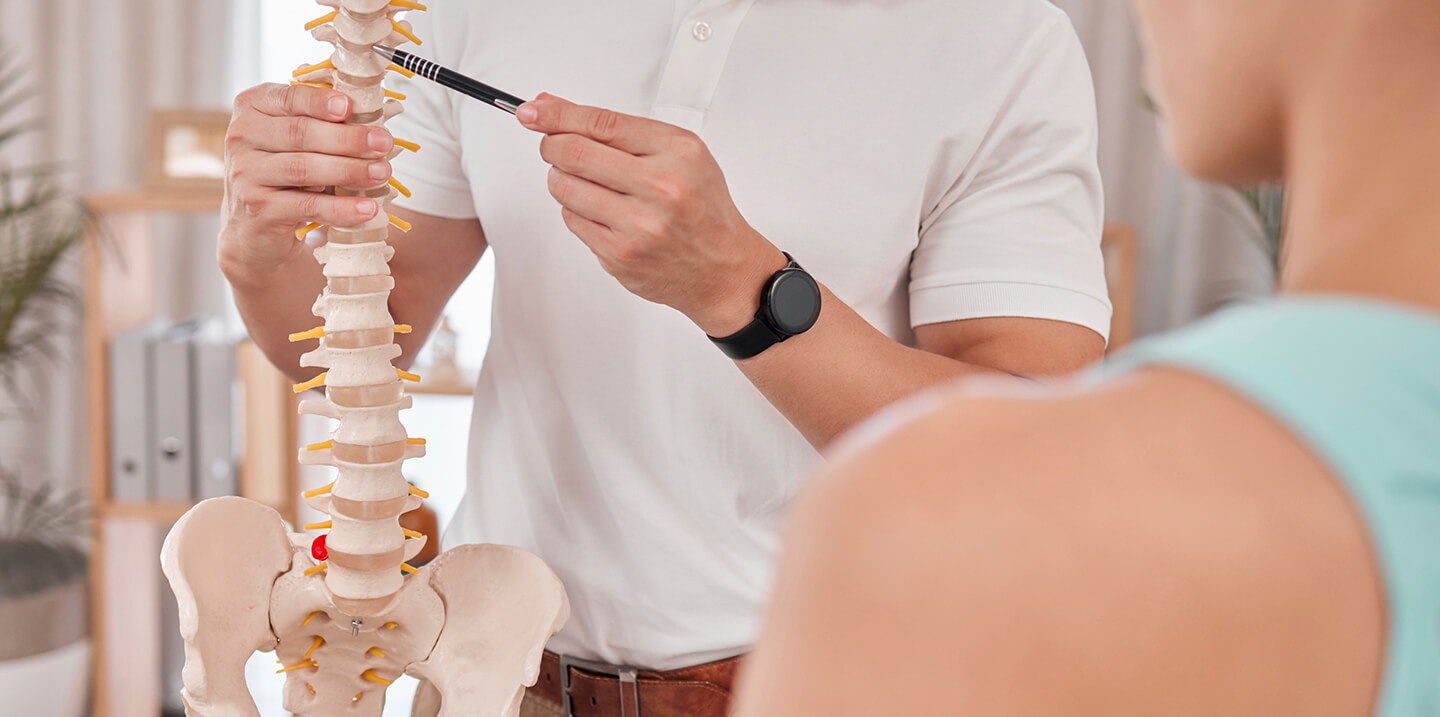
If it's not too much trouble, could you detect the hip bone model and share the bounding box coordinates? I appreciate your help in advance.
[161,2,569,715]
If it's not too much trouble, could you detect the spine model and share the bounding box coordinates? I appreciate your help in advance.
[160,3,568,716]
[290,0,427,617]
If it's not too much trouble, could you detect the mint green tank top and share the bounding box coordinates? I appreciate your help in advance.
[1106,297,1440,715]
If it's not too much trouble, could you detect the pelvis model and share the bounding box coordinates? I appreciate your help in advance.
[161,2,568,715]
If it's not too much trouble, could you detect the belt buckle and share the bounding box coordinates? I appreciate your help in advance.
[560,654,641,717]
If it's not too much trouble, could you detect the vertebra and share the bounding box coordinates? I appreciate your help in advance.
[163,3,567,715]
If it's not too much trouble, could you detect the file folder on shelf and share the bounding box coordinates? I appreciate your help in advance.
[152,322,200,504]
[109,324,162,503]
[193,323,240,500]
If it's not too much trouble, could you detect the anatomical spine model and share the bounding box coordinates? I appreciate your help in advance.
[161,2,568,715]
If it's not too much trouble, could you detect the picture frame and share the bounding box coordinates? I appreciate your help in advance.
[144,109,231,196]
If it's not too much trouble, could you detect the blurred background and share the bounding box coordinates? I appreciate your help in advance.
[0,0,1279,715]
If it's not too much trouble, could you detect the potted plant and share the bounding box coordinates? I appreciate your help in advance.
[0,48,92,717]
[0,469,90,717]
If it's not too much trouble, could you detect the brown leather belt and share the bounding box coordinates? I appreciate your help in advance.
[533,650,742,717]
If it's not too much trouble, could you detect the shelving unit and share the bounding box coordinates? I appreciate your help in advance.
[84,190,299,717]
[409,369,478,397]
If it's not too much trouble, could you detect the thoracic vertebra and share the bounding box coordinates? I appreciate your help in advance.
[162,3,567,715]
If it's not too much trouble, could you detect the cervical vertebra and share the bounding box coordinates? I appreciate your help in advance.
[162,3,567,715]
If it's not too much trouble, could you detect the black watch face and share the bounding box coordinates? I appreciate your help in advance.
[766,270,822,335]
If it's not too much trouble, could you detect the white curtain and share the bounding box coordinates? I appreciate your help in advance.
[1054,0,1277,337]
[0,0,240,491]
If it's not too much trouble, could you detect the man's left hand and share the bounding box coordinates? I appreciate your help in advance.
[518,94,788,337]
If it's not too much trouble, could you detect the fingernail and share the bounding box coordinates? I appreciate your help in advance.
[328,95,349,119]
[356,198,377,217]
[517,103,538,125]
[369,162,390,180]
[368,129,392,154]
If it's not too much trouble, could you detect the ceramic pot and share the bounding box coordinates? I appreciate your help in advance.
[0,579,90,717]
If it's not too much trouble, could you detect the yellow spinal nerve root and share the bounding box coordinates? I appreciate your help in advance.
[303,482,334,499]
[293,58,334,78]
[304,10,338,31]
[293,372,327,394]
[289,326,325,343]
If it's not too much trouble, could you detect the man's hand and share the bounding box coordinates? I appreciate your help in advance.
[517,94,788,337]
[220,83,394,284]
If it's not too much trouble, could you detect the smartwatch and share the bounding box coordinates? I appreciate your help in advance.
[708,253,822,360]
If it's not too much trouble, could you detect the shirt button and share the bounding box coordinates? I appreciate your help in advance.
[691,20,713,42]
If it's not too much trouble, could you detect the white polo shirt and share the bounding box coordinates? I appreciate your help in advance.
[389,0,1109,669]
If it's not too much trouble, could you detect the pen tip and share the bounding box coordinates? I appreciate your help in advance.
[373,44,397,59]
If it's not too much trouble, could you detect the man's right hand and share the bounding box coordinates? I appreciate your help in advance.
[219,83,397,283]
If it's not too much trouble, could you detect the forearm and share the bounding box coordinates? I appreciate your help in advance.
[221,220,473,381]
[221,240,330,382]
[726,285,988,449]
[514,96,1104,443]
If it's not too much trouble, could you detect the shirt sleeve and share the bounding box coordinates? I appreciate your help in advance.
[384,8,478,220]
[909,12,1111,342]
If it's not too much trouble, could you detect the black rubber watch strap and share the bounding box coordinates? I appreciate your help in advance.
[707,253,814,361]
[709,319,788,361]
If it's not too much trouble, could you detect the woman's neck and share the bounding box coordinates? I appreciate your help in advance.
[1279,18,1440,312]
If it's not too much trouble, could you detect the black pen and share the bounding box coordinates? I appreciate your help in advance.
[373,45,527,115]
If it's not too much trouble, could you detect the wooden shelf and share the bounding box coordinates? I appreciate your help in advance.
[84,190,297,717]
[409,369,477,396]
[87,190,221,214]
[100,501,194,523]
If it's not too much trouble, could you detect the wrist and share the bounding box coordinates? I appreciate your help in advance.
[689,243,791,338]
[218,232,306,291]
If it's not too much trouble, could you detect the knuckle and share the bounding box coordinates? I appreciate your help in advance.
[611,241,643,264]
[278,84,301,115]
[651,177,683,203]
[562,139,587,170]
[298,192,324,220]
[635,217,667,242]
[285,116,309,150]
[234,84,266,113]
[283,154,311,186]
[674,130,705,158]
[591,110,619,139]
[241,195,268,219]
[224,123,247,154]
[228,155,249,183]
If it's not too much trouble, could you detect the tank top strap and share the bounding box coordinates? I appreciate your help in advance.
[1100,295,1440,717]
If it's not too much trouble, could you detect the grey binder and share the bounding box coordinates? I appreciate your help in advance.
[192,323,239,500]
[109,324,161,503]
[152,322,200,504]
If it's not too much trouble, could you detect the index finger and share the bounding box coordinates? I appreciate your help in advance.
[516,97,669,156]
[239,82,352,123]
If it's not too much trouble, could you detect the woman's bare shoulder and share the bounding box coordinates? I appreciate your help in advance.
[739,368,1382,716]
